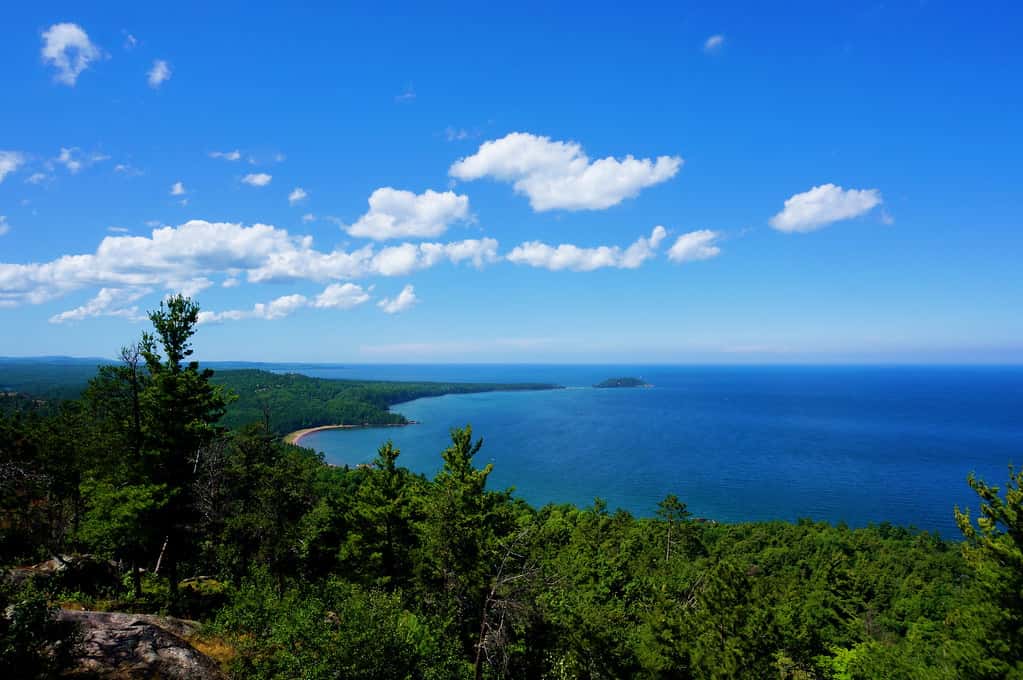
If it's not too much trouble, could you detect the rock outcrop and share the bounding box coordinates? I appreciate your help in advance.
[58,610,225,679]
[5,554,121,593]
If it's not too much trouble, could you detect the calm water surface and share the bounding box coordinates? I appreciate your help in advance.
[293,365,1023,537]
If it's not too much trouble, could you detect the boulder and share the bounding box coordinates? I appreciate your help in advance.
[5,554,121,594]
[58,609,225,679]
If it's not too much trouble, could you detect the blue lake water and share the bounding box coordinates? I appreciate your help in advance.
[291,365,1023,537]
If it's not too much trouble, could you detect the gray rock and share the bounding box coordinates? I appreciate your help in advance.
[58,609,225,679]
[5,554,121,593]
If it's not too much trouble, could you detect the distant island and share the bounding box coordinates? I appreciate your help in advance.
[593,377,652,388]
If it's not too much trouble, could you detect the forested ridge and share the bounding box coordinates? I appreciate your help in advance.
[1,296,1021,679]
[212,370,559,434]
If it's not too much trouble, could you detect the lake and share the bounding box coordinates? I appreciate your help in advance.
[293,365,1023,537]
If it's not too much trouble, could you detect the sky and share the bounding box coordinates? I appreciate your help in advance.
[1,2,1021,363]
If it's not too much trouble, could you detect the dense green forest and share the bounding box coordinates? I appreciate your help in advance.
[212,370,559,434]
[1,296,1021,678]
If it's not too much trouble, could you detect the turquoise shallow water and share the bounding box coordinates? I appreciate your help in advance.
[294,365,1023,537]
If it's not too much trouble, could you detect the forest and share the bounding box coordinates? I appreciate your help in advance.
[212,370,559,434]
[1,296,1021,679]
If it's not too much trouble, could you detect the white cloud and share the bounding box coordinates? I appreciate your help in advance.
[242,173,272,187]
[53,148,110,175]
[198,294,308,323]
[0,220,498,307]
[314,283,371,309]
[209,149,241,161]
[26,172,50,185]
[0,151,25,183]
[288,187,308,205]
[0,217,9,236]
[41,23,102,86]
[124,33,138,50]
[114,163,143,176]
[378,284,418,314]
[56,147,82,173]
[449,132,682,211]
[301,213,316,223]
[345,188,471,241]
[704,34,725,53]
[507,226,667,271]
[769,183,883,233]
[170,181,186,196]
[198,283,370,323]
[49,287,150,324]
[667,229,721,262]
[107,226,130,234]
[147,59,171,88]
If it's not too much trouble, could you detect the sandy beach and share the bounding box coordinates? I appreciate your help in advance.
[285,421,419,446]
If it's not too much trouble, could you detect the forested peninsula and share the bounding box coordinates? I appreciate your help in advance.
[2,296,1022,679]
[211,370,560,435]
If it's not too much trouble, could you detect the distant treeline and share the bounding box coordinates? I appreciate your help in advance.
[212,370,559,434]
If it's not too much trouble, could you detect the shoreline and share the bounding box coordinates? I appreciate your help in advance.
[285,421,419,446]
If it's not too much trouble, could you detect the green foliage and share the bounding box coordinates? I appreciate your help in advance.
[0,584,80,679]
[215,570,466,679]
[951,467,1023,679]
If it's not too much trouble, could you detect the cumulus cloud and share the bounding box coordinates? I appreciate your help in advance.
[314,282,371,309]
[198,283,371,324]
[346,188,471,240]
[49,287,150,324]
[170,181,186,196]
[0,216,9,236]
[209,150,241,161]
[0,151,25,183]
[147,59,171,88]
[378,284,418,314]
[449,132,682,211]
[769,183,882,233]
[0,220,499,307]
[41,23,102,86]
[288,187,308,205]
[667,229,721,262]
[242,173,272,187]
[26,172,50,185]
[704,34,725,53]
[301,213,316,223]
[506,226,667,271]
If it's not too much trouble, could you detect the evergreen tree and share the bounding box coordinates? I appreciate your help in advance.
[953,467,1023,678]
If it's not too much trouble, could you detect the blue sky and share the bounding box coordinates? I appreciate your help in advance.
[2,2,1021,363]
